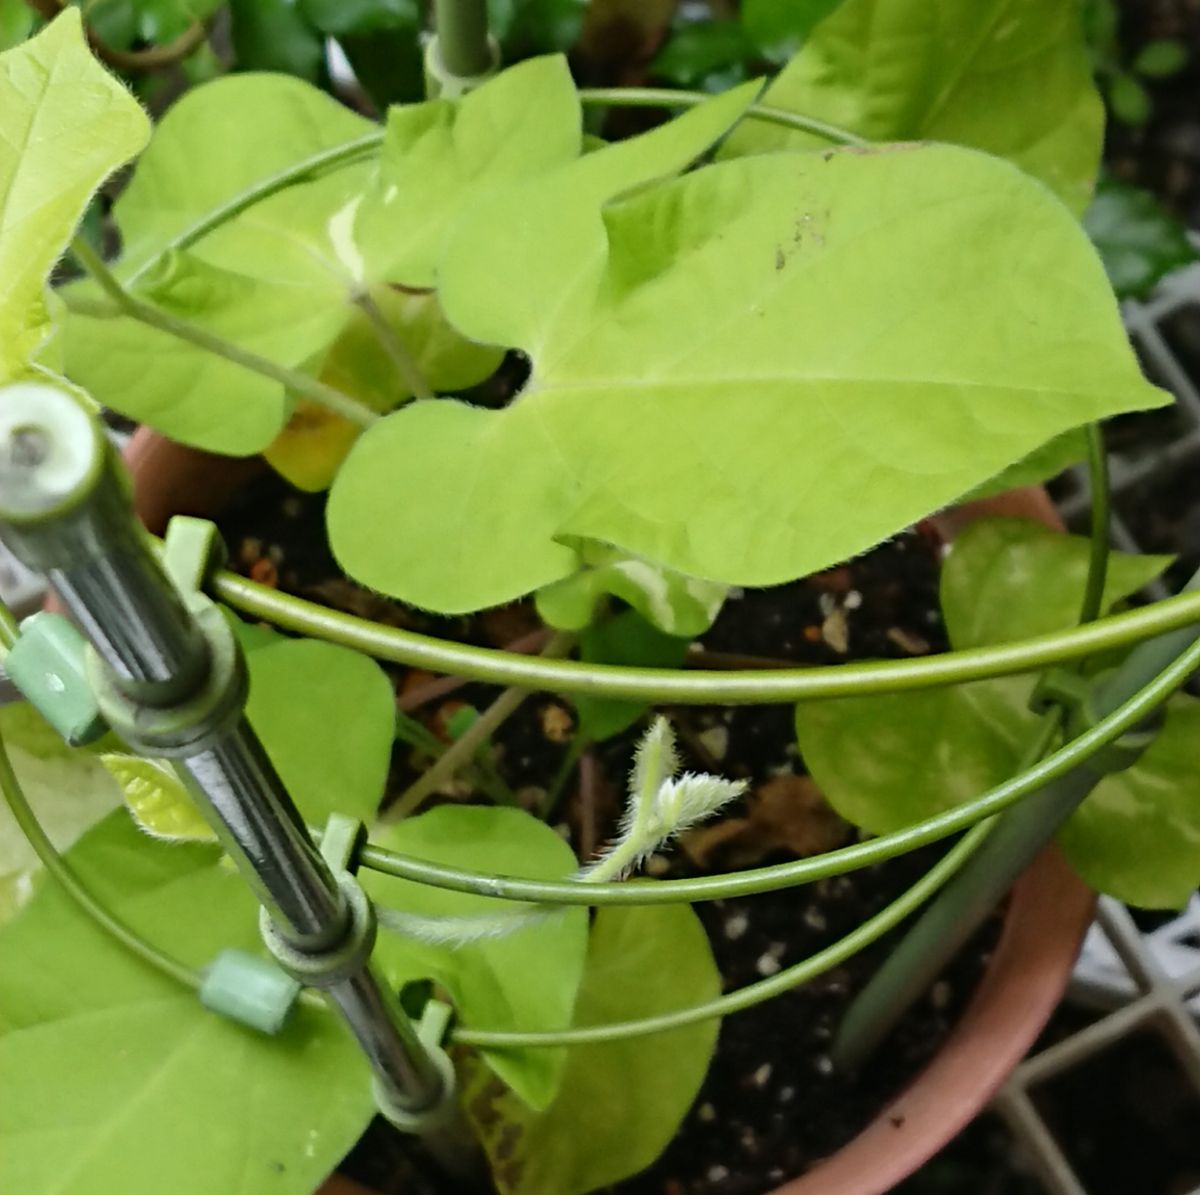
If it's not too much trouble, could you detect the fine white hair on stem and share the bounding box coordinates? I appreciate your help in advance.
[581,716,747,883]
[376,906,553,946]
[374,717,747,947]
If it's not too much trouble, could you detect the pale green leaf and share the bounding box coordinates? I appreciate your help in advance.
[1060,699,1200,908]
[246,637,396,825]
[0,10,149,380]
[112,72,374,280]
[0,704,120,926]
[536,541,726,636]
[463,903,721,1195]
[964,428,1090,501]
[354,54,583,288]
[795,518,1200,906]
[63,247,351,455]
[365,805,587,1111]
[329,144,1165,614]
[101,754,216,842]
[721,0,1104,216]
[941,518,1174,649]
[0,812,373,1195]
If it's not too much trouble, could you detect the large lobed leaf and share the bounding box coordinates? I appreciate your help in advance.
[329,140,1166,614]
[0,10,148,381]
[795,518,1200,907]
[721,0,1104,217]
[0,812,373,1195]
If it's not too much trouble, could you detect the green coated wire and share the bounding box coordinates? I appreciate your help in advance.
[213,567,1200,706]
[577,87,867,146]
[120,92,860,295]
[0,723,204,992]
[451,821,989,1049]
[358,632,1200,906]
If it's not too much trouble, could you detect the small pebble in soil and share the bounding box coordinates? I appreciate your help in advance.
[698,725,730,760]
[751,1063,773,1089]
[724,911,750,941]
[821,608,850,653]
[706,1166,730,1184]
[802,906,828,933]
[698,1103,717,1124]
[755,950,783,977]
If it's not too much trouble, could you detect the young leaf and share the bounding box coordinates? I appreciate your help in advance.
[0,812,373,1195]
[101,754,217,843]
[353,55,583,289]
[584,717,746,880]
[365,805,588,1111]
[536,542,726,636]
[794,518,1200,907]
[329,144,1166,614]
[0,704,120,927]
[720,0,1104,216]
[462,903,721,1195]
[1084,174,1199,300]
[0,10,149,381]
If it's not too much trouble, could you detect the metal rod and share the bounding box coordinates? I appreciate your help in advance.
[0,384,448,1118]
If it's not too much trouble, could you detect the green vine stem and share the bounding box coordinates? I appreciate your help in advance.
[124,135,385,288]
[213,566,1200,704]
[450,821,990,1049]
[577,88,867,148]
[0,720,203,991]
[352,290,434,402]
[353,631,1200,904]
[69,237,380,430]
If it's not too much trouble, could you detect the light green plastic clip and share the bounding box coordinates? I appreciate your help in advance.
[199,949,303,1035]
[5,612,107,745]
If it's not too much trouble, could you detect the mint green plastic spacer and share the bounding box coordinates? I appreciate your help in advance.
[162,516,227,595]
[199,949,302,1035]
[6,612,107,745]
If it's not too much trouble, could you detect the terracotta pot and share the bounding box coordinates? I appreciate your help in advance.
[123,430,1095,1195]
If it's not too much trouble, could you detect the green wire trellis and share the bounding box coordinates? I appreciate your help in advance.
[0,90,1184,1050]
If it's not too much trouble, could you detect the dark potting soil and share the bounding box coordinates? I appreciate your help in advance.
[215,474,1001,1195]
